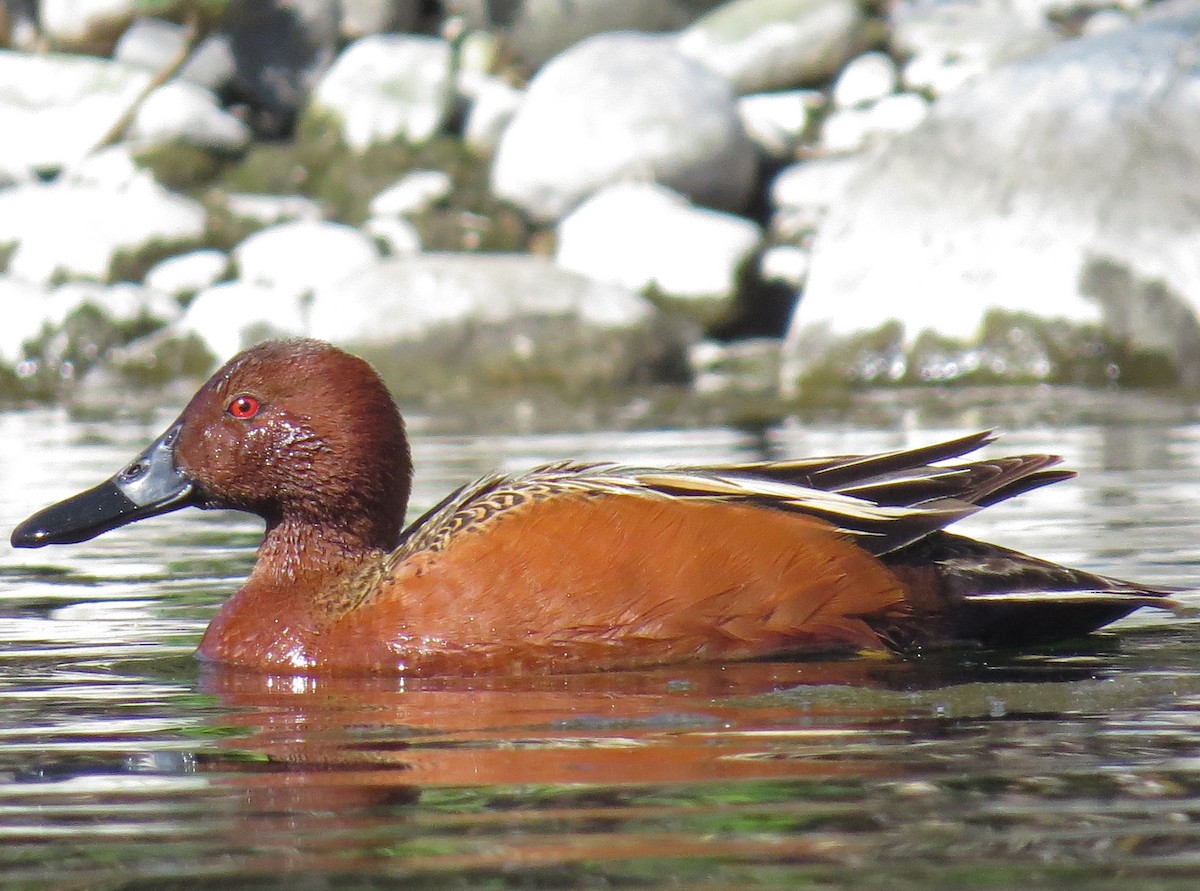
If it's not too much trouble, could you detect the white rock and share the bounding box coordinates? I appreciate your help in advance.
[456,30,502,99]
[40,0,137,48]
[363,217,422,254]
[0,51,151,177]
[309,34,454,149]
[369,169,453,217]
[0,179,206,285]
[60,145,147,189]
[1083,9,1133,36]
[760,245,811,288]
[234,221,381,294]
[308,253,653,343]
[178,281,310,362]
[556,182,762,303]
[893,0,1060,97]
[130,81,251,152]
[770,155,866,232]
[677,0,866,94]
[737,90,821,157]
[832,52,898,108]
[116,19,236,91]
[51,281,181,324]
[491,33,757,222]
[464,77,524,153]
[144,250,230,296]
[820,92,928,152]
[223,193,324,225]
[340,0,420,38]
[0,276,54,363]
[113,18,189,71]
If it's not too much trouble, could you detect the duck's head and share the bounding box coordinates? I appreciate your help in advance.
[12,339,413,553]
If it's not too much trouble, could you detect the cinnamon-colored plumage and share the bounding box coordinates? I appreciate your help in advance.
[11,339,1176,675]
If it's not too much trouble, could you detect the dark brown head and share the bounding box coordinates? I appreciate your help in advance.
[12,339,413,554]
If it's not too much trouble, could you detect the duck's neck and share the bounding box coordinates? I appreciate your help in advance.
[249,516,386,591]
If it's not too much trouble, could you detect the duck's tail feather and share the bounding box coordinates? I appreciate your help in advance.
[880,532,1177,649]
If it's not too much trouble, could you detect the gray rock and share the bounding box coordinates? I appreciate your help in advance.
[499,0,702,69]
[0,51,151,178]
[0,178,206,285]
[309,34,455,149]
[784,1,1200,390]
[223,0,340,137]
[234,221,382,294]
[556,182,762,317]
[491,33,757,222]
[677,0,867,94]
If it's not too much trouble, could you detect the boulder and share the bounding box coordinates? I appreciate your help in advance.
[0,177,206,286]
[233,221,381,294]
[676,0,868,94]
[306,253,686,397]
[491,33,757,222]
[308,34,455,149]
[783,1,1200,391]
[555,182,762,321]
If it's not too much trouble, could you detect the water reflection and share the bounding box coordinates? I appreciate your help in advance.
[2,406,1200,886]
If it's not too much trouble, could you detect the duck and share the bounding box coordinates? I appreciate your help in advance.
[11,338,1176,675]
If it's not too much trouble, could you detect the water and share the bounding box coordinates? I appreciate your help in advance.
[2,405,1200,889]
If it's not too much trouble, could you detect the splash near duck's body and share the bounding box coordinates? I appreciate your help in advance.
[11,339,1176,675]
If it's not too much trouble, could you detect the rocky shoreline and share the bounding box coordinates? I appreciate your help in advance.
[2,0,1199,412]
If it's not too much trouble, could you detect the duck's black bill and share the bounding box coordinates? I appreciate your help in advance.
[11,423,197,548]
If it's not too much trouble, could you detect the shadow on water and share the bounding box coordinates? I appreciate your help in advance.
[2,409,1200,888]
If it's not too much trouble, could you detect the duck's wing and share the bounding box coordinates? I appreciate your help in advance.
[392,433,1062,564]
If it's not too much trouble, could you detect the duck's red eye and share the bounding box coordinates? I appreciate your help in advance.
[228,395,260,419]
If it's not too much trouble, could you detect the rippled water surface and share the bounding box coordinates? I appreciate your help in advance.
[3,405,1200,889]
